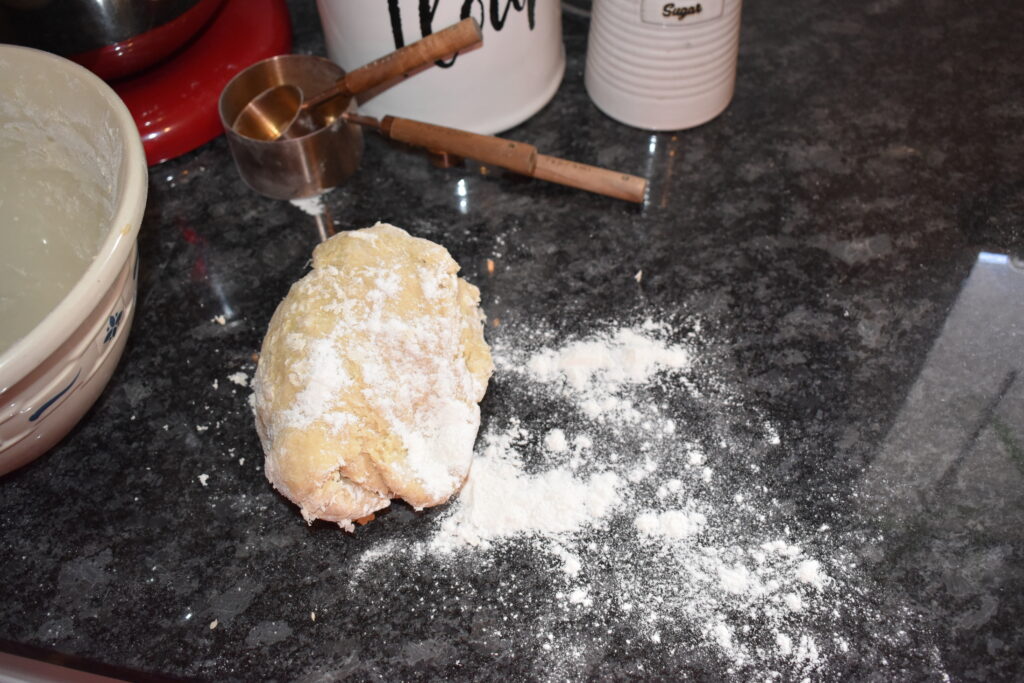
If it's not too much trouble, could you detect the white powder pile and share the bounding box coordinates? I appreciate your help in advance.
[526,323,690,392]
[634,508,706,539]
[431,424,622,550]
[289,192,329,217]
[345,318,941,679]
[227,371,249,387]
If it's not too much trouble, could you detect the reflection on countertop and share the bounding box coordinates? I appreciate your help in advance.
[864,251,1023,517]
[859,251,1023,666]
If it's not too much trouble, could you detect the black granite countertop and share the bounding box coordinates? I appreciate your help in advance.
[3,1,1024,680]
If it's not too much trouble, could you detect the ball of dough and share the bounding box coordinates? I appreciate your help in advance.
[253,222,493,530]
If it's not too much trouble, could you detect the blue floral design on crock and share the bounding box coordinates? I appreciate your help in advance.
[104,310,123,344]
[29,370,81,422]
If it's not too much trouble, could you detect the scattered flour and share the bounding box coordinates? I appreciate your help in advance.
[543,428,568,453]
[796,558,829,590]
[525,326,690,393]
[290,192,329,217]
[228,371,249,387]
[567,588,592,607]
[717,564,752,595]
[776,632,793,656]
[342,318,939,679]
[431,428,622,550]
[635,509,705,539]
[548,543,582,577]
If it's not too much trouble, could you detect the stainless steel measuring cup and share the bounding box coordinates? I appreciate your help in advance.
[219,54,363,200]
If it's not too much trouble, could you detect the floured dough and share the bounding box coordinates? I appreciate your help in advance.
[253,222,493,530]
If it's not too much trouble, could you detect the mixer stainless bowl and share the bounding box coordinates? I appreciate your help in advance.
[0,0,224,80]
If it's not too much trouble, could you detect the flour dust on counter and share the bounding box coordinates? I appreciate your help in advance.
[347,316,948,680]
[289,191,331,217]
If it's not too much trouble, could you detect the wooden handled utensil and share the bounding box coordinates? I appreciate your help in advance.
[233,18,483,141]
[345,112,648,203]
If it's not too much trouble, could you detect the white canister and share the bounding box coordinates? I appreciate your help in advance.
[584,0,743,131]
[316,0,565,134]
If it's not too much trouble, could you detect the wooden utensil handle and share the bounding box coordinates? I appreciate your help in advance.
[378,115,648,203]
[533,155,647,204]
[335,18,482,101]
[382,116,538,176]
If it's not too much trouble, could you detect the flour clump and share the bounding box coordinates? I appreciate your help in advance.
[252,223,493,530]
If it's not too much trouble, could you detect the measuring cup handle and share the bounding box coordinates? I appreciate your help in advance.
[533,156,648,204]
[381,116,538,176]
[380,116,647,203]
[317,17,482,107]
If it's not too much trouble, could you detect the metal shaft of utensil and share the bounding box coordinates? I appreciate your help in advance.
[313,206,335,242]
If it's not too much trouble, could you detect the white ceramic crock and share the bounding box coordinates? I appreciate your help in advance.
[0,45,147,476]
[585,0,743,130]
[316,0,566,134]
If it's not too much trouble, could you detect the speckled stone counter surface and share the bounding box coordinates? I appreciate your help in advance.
[2,1,1023,680]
